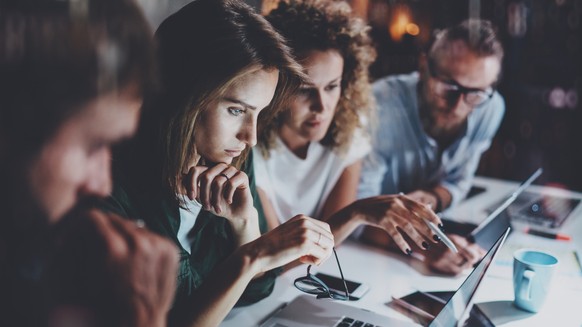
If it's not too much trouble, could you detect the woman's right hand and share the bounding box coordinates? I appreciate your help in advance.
[242,215,334,274]
[182,163,255,221]
[182,163,260,246]
[351,193,443,255]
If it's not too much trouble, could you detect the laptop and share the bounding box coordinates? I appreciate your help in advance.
[442,168,542,249]
[260,228,511,327]
[486,190,580,231]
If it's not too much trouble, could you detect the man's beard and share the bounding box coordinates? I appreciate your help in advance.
[1,174,100,264]
[417,82,466,141]
[2,171,51,242]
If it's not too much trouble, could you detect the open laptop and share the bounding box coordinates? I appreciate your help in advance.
[486,190,580,231]
[260,228,511,327]
[442,168,542,249]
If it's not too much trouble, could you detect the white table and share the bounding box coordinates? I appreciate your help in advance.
[221,177,582,326]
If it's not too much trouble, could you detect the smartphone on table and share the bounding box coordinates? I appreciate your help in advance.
[314,272,369,301]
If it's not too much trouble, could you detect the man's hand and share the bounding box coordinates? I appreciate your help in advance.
[50,210,179,327]
[423,234,485,275]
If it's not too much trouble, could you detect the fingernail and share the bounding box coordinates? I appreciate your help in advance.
[438,223,444,229]
[422,241,429,249]
[433,235,441,242]
[406,248,412,256]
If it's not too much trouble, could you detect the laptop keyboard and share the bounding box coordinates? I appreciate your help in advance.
[335,317,383,327]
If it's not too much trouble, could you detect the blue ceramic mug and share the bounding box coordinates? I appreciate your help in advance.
[513,249,558,313]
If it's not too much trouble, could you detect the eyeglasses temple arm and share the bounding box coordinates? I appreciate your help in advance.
[333,248,350,299]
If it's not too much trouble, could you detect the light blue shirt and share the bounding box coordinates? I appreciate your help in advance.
[358,72,505,208]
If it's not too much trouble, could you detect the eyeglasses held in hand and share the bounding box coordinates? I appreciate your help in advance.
[293,248,351,301]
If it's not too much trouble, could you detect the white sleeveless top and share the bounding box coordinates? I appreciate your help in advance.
[253,131,370,223]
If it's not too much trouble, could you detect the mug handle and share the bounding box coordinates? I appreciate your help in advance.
[519,269,535,301]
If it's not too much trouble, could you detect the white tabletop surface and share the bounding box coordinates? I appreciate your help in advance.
[221,176,582,326]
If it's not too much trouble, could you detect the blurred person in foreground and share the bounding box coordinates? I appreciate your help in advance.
[359,19,505,275]
[0,0,178,326]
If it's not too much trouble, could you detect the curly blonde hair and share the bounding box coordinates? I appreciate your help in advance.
[260,0,376,156]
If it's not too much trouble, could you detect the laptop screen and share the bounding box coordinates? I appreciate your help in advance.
[429,227,510,327]
[469,168,542,248]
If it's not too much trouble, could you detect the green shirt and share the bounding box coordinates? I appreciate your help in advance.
[100,151,277,313]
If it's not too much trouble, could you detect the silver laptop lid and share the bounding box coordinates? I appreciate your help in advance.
[429,227,511,327]
[470,168,542,237]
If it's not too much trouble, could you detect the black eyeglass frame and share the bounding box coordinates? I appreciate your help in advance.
[293,248,351,301]
[426,58,496,107]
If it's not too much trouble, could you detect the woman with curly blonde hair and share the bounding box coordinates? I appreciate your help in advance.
[255,0,443,254]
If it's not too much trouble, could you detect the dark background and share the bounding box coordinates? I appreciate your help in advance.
[159,0,582,191]
[356,0,582,192]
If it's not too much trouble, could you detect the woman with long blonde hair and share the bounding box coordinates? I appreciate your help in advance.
[103,0,334,326]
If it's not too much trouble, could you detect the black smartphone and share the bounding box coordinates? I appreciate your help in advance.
[390,291,494,327]
[389,291,451,325]
[314,272,369,300]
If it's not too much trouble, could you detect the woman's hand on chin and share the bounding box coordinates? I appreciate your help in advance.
[182,162,260,245]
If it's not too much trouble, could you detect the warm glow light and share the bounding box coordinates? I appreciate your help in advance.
[261,0,280,15]
[389,6,418,41]
[406,23,420,36]
[389,10,409,41]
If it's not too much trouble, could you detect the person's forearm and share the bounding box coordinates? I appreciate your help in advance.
[431,186,452,211]
[170,247,261,327]
[228,208,260,247]
[327,204,366,246]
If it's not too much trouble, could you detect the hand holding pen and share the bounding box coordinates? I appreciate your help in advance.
[424,218,458,253]
[395,193,458,253]
[421,200,486,275]
[423,234,486,275]
[353,193,444,255]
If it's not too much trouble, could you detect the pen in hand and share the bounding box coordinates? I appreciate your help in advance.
[424,218,458,253]
[398,192,458,253]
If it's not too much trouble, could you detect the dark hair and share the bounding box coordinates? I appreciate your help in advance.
[130,0,305,205]
[262,0,376,155]
[0,1,154,322]
[0,0,155,163]
[428,19,504,64]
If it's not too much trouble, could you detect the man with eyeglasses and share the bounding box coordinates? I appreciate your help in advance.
[358,19,504,275]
